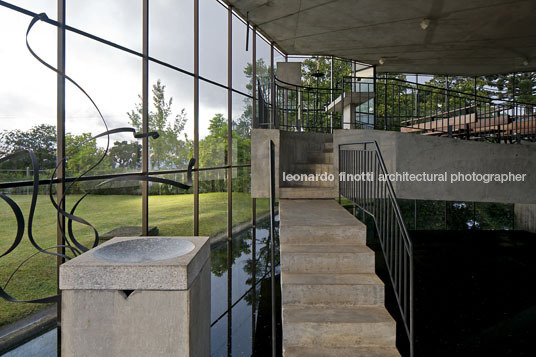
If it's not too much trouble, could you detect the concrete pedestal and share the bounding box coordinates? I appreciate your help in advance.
[59,236,210,357]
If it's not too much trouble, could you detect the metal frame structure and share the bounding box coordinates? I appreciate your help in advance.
[0,0,286,355]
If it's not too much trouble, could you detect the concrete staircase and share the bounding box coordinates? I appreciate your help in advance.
[279,199,400,356]
[280,139,337,199]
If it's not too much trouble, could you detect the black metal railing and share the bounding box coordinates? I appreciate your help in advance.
[345,76,536,143]
[268,74,536,143]
[339,141,414,357]
[256,79,272,129]
[274,77,341,133]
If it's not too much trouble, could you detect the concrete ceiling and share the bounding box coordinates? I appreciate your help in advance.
[227,0,536,75]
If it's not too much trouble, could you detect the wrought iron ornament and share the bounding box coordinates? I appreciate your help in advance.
[0,13,194,304]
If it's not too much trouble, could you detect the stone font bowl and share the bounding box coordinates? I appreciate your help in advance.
[93,238,195,263]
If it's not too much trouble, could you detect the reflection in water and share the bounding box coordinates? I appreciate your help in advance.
[1,216,280,357]
[210,215,280,356]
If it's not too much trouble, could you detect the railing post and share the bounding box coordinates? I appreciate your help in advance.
[269,140,277,357]
[373,65,377,129]
[297,87,302,132]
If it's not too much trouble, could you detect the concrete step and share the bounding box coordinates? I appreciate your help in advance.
[284,346,401,357]
[323,141,333,152]
[283,305,397,348]
[281,272,385,306]
[307,152,333,164]
[290,163,334,174]
[280,244,375,274]
[279,186,338,199]
[279,200,366,244]
[281,179,335,188]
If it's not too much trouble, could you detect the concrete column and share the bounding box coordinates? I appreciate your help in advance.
[343,103,357,129]
[60,236,210,357]
[515,204,536,233]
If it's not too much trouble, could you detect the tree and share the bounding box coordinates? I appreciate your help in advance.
[198,113,251,193]
[484,72,536,105]
[108,140,141,170]
[301,56,352,89]
[65,133,107,175]
[127,79,191,170]
[0,124,56,171]
[239,59,271,137]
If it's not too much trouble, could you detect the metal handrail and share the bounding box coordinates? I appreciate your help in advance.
[339,140,414,357]
[269,74,535,142]
[344,75,534,106]
[268,139,278,357]
[341,76,535,142]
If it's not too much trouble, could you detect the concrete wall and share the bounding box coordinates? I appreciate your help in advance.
[252,130,333,198]
[515,204,536,233]
[279,131,332,174]
[334,129,536,204]
[251,129,280,198]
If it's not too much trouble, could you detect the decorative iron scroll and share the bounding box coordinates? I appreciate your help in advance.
[0,13,195,304]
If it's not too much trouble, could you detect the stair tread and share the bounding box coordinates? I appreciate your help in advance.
[284,346,400,357]
[284,305,395,324]
[279,199,364,228]
[281,244,372,254]
[279,187,337,199]
[280,186,336,190]
[282,272,383,286]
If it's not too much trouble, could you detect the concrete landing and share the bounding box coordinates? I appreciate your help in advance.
[279,199,400,356]
[279,135,336,199]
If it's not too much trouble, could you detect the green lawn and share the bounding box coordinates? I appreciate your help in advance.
[0,193,268,327]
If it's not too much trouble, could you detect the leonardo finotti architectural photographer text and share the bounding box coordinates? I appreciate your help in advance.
[282,171,527,184]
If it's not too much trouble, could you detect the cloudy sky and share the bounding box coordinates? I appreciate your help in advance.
[0,0,285,145]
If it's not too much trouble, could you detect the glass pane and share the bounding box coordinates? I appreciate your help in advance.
[0,8,56,182]
[148,173,193,236]
[232,93,251,165]
[200,0,227,85]
[8,0,56,20]
[446,201,473,230]
[65,31,142,176]
[150,0,194,72]
[475,202,514,230]
[416,200,446,230]
[67,0,142,52]
[256,33,271,90]
[231,14,250,94]
[66,189,142,249]
[199,81,227,169]
[199,168,227,238]
[0,186,57,326]
[148,63,194,172]
[0,8,58,327]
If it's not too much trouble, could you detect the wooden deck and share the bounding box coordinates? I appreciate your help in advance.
[401,107,535,139]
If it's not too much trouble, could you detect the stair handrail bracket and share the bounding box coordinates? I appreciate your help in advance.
[339,140,414,357]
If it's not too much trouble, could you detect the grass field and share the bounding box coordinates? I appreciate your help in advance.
[0,193,268,327]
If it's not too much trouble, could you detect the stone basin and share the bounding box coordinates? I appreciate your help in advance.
[93,237,195,263]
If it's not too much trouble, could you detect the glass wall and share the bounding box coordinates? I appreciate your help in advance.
[0,1,273,349]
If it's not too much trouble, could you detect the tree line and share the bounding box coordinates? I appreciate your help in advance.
[0,79,252,195]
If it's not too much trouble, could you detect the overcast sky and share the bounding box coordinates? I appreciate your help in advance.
[0,0,285,145]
